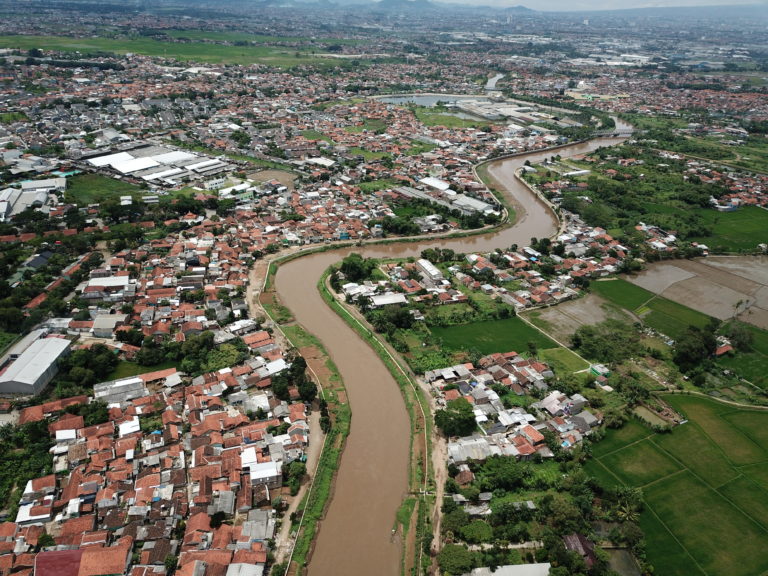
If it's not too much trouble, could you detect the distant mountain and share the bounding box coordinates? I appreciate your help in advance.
[553,3,767,19]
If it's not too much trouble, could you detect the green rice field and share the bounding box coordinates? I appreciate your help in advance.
[586,395,768,576]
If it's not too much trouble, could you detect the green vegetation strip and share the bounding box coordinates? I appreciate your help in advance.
[280,325,349,574]
[0,331,20,356]
[0,35,347,68]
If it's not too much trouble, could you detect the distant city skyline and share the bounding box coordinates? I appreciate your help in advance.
[435,0,766,11]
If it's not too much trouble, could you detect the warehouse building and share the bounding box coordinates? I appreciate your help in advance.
[0,337,72,395]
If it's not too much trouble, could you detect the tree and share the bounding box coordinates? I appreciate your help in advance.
[435,398,476,438]
[164,555,178,574]
[476,456,530,492]
[460,520,493,544]
[723,322,753,351]
[37,533,55,550]
[284,460,307,496]
[209,511,226,528]
[673,325,717,373]
[437,544,476,576]
[339,253,378,283]
[298,379,317,403]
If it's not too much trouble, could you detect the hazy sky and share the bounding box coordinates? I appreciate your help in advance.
[438,0,767,11]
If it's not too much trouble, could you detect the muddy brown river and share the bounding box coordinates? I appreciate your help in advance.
[275,135,626,575]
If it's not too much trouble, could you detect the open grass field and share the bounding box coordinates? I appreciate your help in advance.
[0,35,345,68]
[0,111,27,124]
[718,352,768,389]
[412,106,490,130]
[599,440,682,486]
[358,178,399,193]
[348,147,387,161]
[689,207,768,252]
[539,347,589,374]
[301,129,333,143]
[345,118,388,134]
[430,317,556,356]
[589,395,768,576]
[107,359,177,381]
[65,173,140,205]
[590,279,654,310]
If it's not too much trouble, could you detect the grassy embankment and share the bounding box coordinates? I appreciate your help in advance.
[586,395,768,576]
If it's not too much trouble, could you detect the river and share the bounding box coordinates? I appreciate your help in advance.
[274,134,627,575]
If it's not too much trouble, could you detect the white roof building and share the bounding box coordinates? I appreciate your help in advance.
[0,337,71,395]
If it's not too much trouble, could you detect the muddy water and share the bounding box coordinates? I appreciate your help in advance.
[275,137,625,575]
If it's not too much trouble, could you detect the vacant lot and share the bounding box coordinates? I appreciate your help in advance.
[65,173,140,205]
[249,170,297,191]
[588,395,768,576]
[524,292,635,343]
[431,317,555,356]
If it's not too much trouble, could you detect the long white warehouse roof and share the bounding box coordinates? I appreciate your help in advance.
[0,338,70,388]
[88,151,135,168]
[113,157,160,175]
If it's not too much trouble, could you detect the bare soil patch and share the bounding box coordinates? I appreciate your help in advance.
[249,169,297,190]
[662,277,749,320]
[528,293,635,343]
[299,345,335,393]
[705,255,768,286]
[626,257,768,329]
[628,262,696,294]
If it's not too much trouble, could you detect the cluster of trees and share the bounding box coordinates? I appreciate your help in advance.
[0,249,102,333]
[57,343,118,389]
[0,419,53,516]
[544,144,724,244]
[437,449,630,576]
[420,248,458,263]
[435,398,476,437]
[672,319,719,373]
[334,253,379,284]
[271,355,317,404]
[282,460,307,496]
[135,331,248,376]
[364,303,415,336]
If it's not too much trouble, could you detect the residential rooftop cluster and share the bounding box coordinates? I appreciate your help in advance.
[426,352,600,464]
[0,315,312,576]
